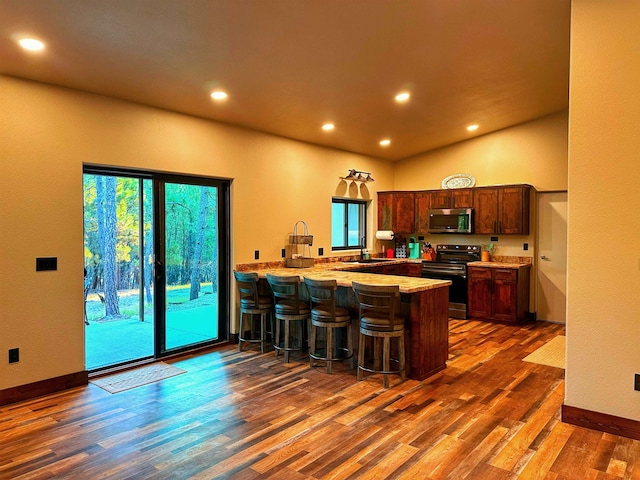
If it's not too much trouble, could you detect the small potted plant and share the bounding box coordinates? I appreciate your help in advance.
[481,243,495,262]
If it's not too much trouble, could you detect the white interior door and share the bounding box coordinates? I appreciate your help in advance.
[536,191,567,323]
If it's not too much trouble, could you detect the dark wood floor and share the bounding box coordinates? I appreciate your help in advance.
[1,319,639,479]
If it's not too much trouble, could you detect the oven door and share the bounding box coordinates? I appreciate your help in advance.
[422,264,468,319]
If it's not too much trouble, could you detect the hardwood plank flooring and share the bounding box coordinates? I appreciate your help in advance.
[1,319,639,479]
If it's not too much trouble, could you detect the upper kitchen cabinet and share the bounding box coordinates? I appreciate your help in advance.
[414,189,474,233]
[414,192,431,233]
[377,192,415,234]
[474,185,532,235]
[428,188,474,209]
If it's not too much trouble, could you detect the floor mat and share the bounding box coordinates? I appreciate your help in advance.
[523,335,565,369]
[90,362,187,393]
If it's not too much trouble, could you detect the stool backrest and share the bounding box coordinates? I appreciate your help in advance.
[233,271,260,306]
[352,281,401,331]
[266,274,304,313]
[304,277,338,317]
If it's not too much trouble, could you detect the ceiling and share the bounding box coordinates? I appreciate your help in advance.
[0,0,570,161]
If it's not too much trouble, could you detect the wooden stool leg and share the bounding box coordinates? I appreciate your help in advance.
[348,323,355,369]
[398,334,406,381]
[309,323,317,367]
[260,312,267,353]
[357,331,365,381]
[326,326,333,374]
[275,317,281,357]
[284,318,291,363]
[383,337,391,389]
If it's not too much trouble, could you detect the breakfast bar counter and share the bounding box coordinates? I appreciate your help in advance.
[242,262,451,381]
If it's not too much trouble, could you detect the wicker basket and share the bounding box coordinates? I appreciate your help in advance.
[285,257,315,268]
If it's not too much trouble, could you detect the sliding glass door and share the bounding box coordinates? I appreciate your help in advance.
[155,180,222,353]
[83,168,229,371]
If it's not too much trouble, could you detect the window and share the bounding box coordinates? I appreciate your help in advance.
[332,199,367,250]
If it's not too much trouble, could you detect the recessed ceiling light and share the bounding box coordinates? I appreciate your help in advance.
[379,139,391,147]
[395,92,410,103]
[467,124,479,132]
[210,90,228,100]
[322,123,335,131]
[18,38,45,51]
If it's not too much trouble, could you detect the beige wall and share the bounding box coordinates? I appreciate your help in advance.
[393,111,568,262]
[0,75,392,390]
[566,1,640,420]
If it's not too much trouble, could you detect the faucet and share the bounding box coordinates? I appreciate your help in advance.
[360,236,366,260]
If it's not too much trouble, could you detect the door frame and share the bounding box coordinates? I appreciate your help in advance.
[153,172,231,357]
[535,190,568,324]
[83,165,231,369]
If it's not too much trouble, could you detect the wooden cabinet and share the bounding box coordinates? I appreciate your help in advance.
[413,189,474,233]
[414,192,431,233]
[425,189,474,209]
[450,189,474,208]
[382,185,531,235]
[473,185,531,235]
[428,190,451,209]
[377,192,415,234]
[467,265,531,323]
[351,262,422,277]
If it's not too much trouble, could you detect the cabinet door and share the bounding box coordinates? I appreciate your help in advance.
[377,192,393,231]
[473,188,499,234]
[491,269,518,322]
[429,190,451,209]
[393,192,415,233]
[467,267,492,318]
[498,186,530,235]
[405,263,422,277]
[451,188,474,208]
[414,192,431,233]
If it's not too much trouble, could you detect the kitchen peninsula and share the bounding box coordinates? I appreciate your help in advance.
[238,260,451,381]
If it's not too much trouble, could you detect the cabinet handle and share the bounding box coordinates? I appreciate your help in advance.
[493,220,497,232]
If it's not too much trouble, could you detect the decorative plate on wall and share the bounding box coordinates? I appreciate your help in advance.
[441,173,476,189]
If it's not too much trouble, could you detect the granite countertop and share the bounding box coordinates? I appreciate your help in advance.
[243,261,450,294]
[468,261,531,269]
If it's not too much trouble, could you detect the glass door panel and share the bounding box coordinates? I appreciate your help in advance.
[83,174,154,370]
[162,182,219,351]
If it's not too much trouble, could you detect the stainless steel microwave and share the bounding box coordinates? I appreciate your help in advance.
[428,208,473,233]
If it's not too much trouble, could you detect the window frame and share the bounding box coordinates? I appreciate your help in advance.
[331,198,368,251]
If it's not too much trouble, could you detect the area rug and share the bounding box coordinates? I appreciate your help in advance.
[90,362,187,393]
[523,335,565,369]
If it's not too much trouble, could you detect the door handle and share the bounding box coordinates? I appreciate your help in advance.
[154,258,165,280]
[540,255,549,260]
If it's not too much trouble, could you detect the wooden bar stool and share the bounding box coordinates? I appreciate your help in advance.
[234,271,273,353]
[303,277,355,373]
[352,281,406,388]
[266,273,310,363]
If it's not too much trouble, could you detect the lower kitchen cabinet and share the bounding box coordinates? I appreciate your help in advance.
[351,262,422,277]
[467,265,531,323]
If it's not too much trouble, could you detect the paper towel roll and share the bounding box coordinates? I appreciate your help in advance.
[375,230,395,241]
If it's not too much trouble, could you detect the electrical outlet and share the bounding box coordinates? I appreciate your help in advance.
[635,373,640,391]
[523,243,529,251]
[36,257,57,271]
[490,236,499,242]
[254,250,260,260]
[318,247,324,256]
[8,348,19,364]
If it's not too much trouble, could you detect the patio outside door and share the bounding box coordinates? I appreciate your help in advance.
[84,168,229,372]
